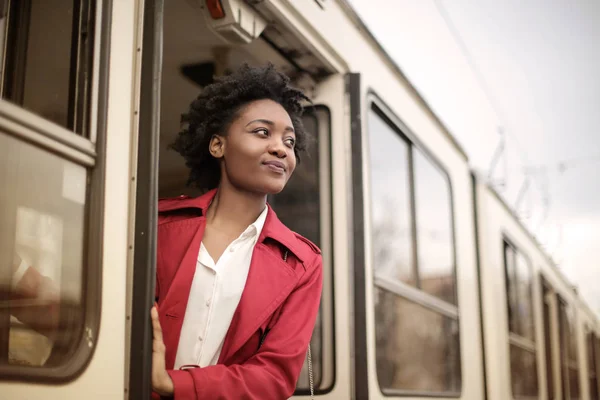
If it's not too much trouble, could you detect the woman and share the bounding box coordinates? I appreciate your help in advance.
[150,64,323,399]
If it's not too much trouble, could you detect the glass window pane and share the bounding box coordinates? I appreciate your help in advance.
[510,344,539,398]
[4,0,73,127]
[413,148,455,304]
[594,336,600,400]
[559,301,580,399]
[271,112,320,246]
[515,253,534,340]
[562,306,578,364]
[569,366,580,399]
[588,333,596,376]
[0,1,8,73]
[270,111,324,392]
[0,132,87,367]
[504,243,519,334]
[373,287,461,393]
[559,302,569,396]
[2,0,93,135]
[368,110,414,285]
[504,244,535,341]
[543,288,555,400]
[589,333,599,400]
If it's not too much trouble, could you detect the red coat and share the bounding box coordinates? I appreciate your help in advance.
[154,189,323,399]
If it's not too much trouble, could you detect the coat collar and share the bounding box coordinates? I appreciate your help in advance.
[158,189,306,263]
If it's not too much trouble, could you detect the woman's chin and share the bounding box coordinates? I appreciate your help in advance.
[256,179,287,195]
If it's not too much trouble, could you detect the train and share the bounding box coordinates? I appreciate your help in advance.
[0,0,598,399]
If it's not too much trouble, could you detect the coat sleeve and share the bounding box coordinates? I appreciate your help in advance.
[166,255,323,400]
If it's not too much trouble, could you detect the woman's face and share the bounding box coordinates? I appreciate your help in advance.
[212,99,297,195]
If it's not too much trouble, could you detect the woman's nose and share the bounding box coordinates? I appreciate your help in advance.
[267,139,287,158]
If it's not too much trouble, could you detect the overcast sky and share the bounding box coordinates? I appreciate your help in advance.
[347,0,600,314]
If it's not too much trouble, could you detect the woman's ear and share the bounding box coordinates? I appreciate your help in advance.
[209,135,225,158]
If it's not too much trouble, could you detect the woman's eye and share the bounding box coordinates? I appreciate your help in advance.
[284,138,295,148]
[254,128,268,136]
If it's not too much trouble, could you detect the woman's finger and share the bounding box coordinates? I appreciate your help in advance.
[150,306,173,396]
[150,306,163,343]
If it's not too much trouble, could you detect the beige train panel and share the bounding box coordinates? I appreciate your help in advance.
[2,1,141,399]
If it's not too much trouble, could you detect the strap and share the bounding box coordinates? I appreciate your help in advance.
[308,344,314,399]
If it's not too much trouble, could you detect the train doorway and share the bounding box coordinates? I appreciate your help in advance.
[129,1,346,398]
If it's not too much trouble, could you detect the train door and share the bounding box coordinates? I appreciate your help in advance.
[0,0,140,399]
[128,0,352,398]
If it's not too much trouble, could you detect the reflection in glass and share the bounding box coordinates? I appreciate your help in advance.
[515,253,534,340]
[559,301,580,399]
[568,315,578,370]
[374,288,461,393]
[368,110,414,285]
[510,344,539,398]
[504,244,519,334]
[569,367,580,399]
[0,132,86,366]
[2,0,94,135]
[270,112,323,390]
[543,288,555,400]
[4,0,74,128]
[504,244,535,340]
[589,333,599,400]
[413,148,455,304]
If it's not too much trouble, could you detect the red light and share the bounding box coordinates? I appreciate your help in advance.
[206,0,226,20]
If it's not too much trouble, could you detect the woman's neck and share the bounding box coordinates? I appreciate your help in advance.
[205,182,267,232]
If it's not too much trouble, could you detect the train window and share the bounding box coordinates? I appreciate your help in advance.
[268,107,334,393]
[542,283,555,400]
[0,0,101,381]
[1,0,95,136]
[0,131,88,371]
[368,105,461,395]
[504,244,535,340]
[596,336,600,399]
[559,300,580,399]
[271,110,322,390]
[368,109,413,286]
[374,288,460,392]
[503,241,538,398]
[587,331,598,400]
[413,148,455,304]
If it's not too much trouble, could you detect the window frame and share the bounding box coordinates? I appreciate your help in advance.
[366,93,461,397]
[540,277,557,400]
[586,328,599,400]
[595,335,600,399]
[0,0,111,383]
[502,237,539,400]
[558,297,580,399]
[284,104,336,396]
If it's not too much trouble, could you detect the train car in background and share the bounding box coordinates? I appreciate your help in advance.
[475,176,600,400]
[0,0,597,399]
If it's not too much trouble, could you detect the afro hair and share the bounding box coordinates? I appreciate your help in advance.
[170,63,311,191]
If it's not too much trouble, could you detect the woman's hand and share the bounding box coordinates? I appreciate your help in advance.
[151,306,174,397]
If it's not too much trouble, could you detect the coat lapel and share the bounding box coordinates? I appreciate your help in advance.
[160,218,206,370]
[218,242,299,362]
